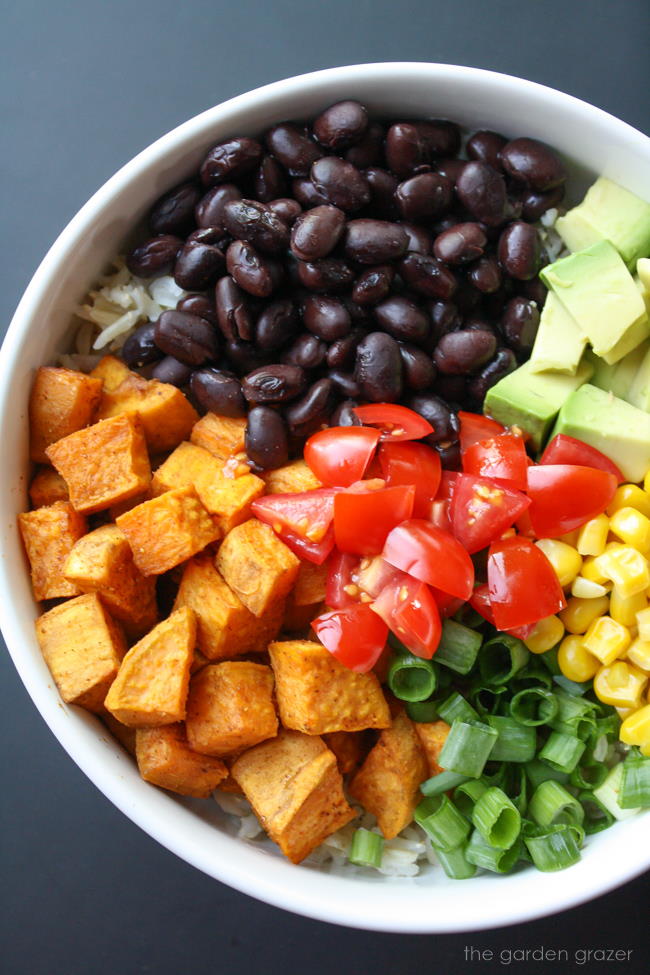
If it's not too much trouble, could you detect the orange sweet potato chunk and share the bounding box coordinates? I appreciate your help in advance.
[29,366,102,463]
[215,518,299,617]
[414,720,451,778]
[322,731,365,776]
[28,467,69,508]
[190,412,246,464]
[45,413,151,514]
[18,501,87,600]
[261,460,321,495]
[136,724,227,798]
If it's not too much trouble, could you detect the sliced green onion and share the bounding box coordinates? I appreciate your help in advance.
[553,674,591,696]
[438,720,498,778]
[541,646,561,676]
[348,828,384,868]
[619,749,650,809]
[431,841,477,879]
[505,765,528,815]
[480,761,508,789]
[486,715,537,763]
[592,763,640,820]
[468,683,508,716]
[453,779,488,818]
[593,713,621,740]
[509,687,558,726]
[549,691,597,739]
[579,791,616,835]
[414,795,470,851]
[539,731,586,774]
[437,691,479,725]
[512,662,553,690]
[452,603,485,630]
[569,762,608,792]
[387,653,437,702]
[528,780,584,829]
[434,619,482,675]
[522,823,582,872]
[525,759,569,791]
[465,829,521,873]
[420,769,470,797]
[472,786,521,849]
[405,699,440,723]
[479,634,530,686]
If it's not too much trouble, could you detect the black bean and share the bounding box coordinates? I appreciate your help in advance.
[364,168,400,219]
[200,138,263,186]
[482,280,515,319]
[290,205,346,261]
[310,157,370,212]
[344,219,408,264]
[253,155,287,202]
[282,332,328,370]
[246,406,289,469]
[302,295,351,341]
[345,122,385,168]
[297,258,355,293]
[215,275,254,342]
[150,356,193,387]
[343,299,372,326]
[328,370,360,398]
[499,137,567,190]
[401,224,432,255]
[267,197,302,225]
[465,317,500,338]
[226,338,270,374]
[497,221,541,280]
[374,296,429,344]
[254,299,299,352]
[126,235,183,277]
[226,240,282,297]
[222,199,290,255]
[418,119,462,158]
[435,375,467,402]
[292,177,330,209]
[330,399,361,426]
[428,300,462,342]
[195,184,242,229]
[313,100,369,149]
[177,293,218,326]
[121,322,162,369]
[395,173,453,223]
[436,442,462,470]
[433,222,487,265]
[352,264,395,305]
[265,123,324,176]
[190,368,247,417]
[399,253,458,299]
[500,296,540,358]
[354,331,403,402]
[518,277,547,307]
[405,394,459,445]
[284,378,335,439]
[242,364,307,404]
[174,238,227,291]
[385,122,430,177]
[456,162,508,226]
[467,254,502,293]
[326,329,365,369]
[149,182,201,236]
[154,309,219,366]
[434,329,497,375]
[468,347,517,401]
[466,130,508,170]
[520,185,565,221]
[399,343,437,391]
[454,280,483,316]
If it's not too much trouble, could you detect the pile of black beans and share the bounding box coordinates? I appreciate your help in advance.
[122,100,567,469]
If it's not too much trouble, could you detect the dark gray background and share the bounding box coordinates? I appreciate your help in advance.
[1,1,649,973]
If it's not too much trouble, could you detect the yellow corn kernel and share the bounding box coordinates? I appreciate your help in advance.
[609,589,647,628]
[581,556,611,585]
[558,529,580,547]
[636,606,650,641]
[571,576,609,599]
[535,539,583,588]
[627,637,650,672]
[583,615,631,665]
[576,513,609,557]
[557,634,600,682]
[641,742,650,758]
[619,705,650,747]
[594,547,650,599]
[593,661,648,708]
[644,469,650,494]
[609,506,650,553]
[559,595,610,634]
[524,615,565,654]
[615,706,635,719]
[607,484,650,519]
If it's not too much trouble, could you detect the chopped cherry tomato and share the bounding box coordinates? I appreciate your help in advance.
[355,555,400,598]
[325,550,359,608]
[431,588,465,619]
[334,484,415,556]
[252,488,337,543]
[276,525,335,564]
[470,583,496,624]
[312,604,388,672]
[526,464,618,537]
[378,441,441,517]
[515,508,536,538]
[436,470,460,502]
[458,411,505,452]
[540,434,624,484]
[353,403,434,441]
[450,474,531,554]
[304,426,380,487]
[383,519,474,600]
[487,536,566,630]
[462,433,529,491]
[371,572,442,659]
[430,499,453,532]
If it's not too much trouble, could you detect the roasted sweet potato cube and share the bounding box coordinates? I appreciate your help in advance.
[18,501,87,600]
[215,518,299,617]
[136,724,227,798]
[322,731,365,776]
[116,487,220,576]
[63,524,157,638]
[104,606,196,726]
[90,355,131,391]
[190,412,246,463]
[268,640,390,734]
[414,720,451,778]
[35,593,127,713]
[185,661,278,757]
[292,561,328,606]
[101,710,137,755]
[151,442,220,495]
[46,413,151,514]
[349,710,428,839]
[283,601,322,632]
[173,555,284,660]
[29,467,70,508]
[261,460,321,495]
[29,366,103,463]
[232,730,356,863]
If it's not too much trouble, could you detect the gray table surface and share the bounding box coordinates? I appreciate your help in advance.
[1,2,649,973]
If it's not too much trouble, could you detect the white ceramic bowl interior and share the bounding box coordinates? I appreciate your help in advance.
[2,63,649,933]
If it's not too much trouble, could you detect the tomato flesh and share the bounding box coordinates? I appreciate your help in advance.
[526,464,618,537]
[462,433,529,491]
[312,604,388,672]
[325,550,359,608]
[458,411,505,452]
[353,403,434,441]
[252,488,337,543]
[276,525,335,564]
[383,519,474,600]
[371,572,442,659]
[540,434,624,483]
[487,536,566,630]
[304,426,380,487]
[379,441,441,517]
[334,484,415,556]
[450,474,531,554]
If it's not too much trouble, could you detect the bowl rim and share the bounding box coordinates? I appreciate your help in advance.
[2,61,650,933]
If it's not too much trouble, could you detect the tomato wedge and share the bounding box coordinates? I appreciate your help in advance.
[540,434,624,484]
[462,433,529,491]
[526,464,618,537]
[383,519,474,600]
[325,550,359,608]
[334,484,415,556]
[276,525,335,564]
[252,488,337,543]
[436,470,460,502]
[487,536,566,630]
[430,499,453,532]
[378,441,441,517]
[431,588,465,619]
[470,583,496,624]
[458,411,505,452]
[353,403,434,441]
[371,572,442,659]
[450,474,531,554]
[312,604,388,672]
[304,426,380,487]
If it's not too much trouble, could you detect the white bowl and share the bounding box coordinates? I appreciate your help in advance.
[1,62,649,933]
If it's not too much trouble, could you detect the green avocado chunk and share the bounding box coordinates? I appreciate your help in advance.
[588,341,650,403]
[628,344,650,412]
[551,384,650,482]
[529,291,587,375]
[483,359,593,451]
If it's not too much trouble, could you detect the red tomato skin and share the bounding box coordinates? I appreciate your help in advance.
[462,433,529,491]
[312,604,388,672]
[252,488,337,542]
[325,551,359,608]
[276,525,335,564]
[526,465,618,537]
[430,499,453,533]
[334,484,415,556]
[379,441,442,517]
[487,536,567,630]
[304,426,380,487]
[353,403,434,441]
[371,573,442,658]
[450,474,531,554]
[458,411,505,452]
[436,471,460,502]
[382,519,474,600]
[431,588,465,619]
[540,434,624,484]
[470,583,496,624]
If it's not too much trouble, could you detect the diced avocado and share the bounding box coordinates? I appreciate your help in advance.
[638,258,650,293]
[555,177,650,270]
[541,241,648,364]
[552,384,650,482]
[484,358,593,451]
[608,341,649,401]
[628,344,650,412]
[529,291,586,375]
[585,348,618,395]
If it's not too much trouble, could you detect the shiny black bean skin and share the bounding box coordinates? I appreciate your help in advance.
[399,253,458,299]
[466,130,508,170]
[385,123,430,177]
[456,162,509,227]
[454,280,483,317]
[242,364,307,404]
[354,332,403,402]
[226,240,282,297]
[374,296,429,344]
[149,182,201,236]
[435,375,467,403]
[326,329,365,369]
[267,197,302,225]
[364,168,400,219]
[313,100,369,149]
[222,199,290,254]
[352,264,395,305]
[200,138,263,186]
[518,277,547,307]
[150,356,193,387]
[190,368,247,417]
[344,219,408,264]
[292,178,330,209]
[282,332,328,370]
[497,221,541,280]
[428,300,462,342]
[399,343,437,391]
[436,442,462,470]
[405,394,459,446]
[302,295,351,341]
[177,293,218,326]
[265,124,324,176]
[284,378,335,439]
[121,322,162,369]
[297,258,355,293]
[154,310,219,366]
[401,224,432,255]
[468,347,518,401]
[499,137,567,191]
[344,122,385,168]
[254,299,299,352]
[330,399,361,426]
[434,328,497,375]
[290,205,346,261]
[215,275,255,342]
[328,370,360,398]
[395,173,453,223]
[310,157,370,212]
[226,338,271,374]
[433,222,487,265]
[418,119,462,158]
[174,238,227,291]
[246,406,289,469]
[467,254,502,293]
[126,235,183,277]
[195,184,242,229]
[482,279,515,319]
[500,296,540,358]
[434,158,468,184]
[520,185,565,221]
[253,155,287,203]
